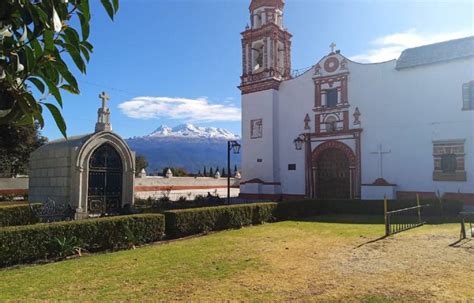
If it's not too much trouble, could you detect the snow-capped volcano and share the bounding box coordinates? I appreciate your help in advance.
[148,123,240,140]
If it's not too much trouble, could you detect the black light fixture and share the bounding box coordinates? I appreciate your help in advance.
[294,136,304,150]
[230,140,241,154]
[227,140,241,204]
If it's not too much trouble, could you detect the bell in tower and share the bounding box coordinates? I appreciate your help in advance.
[239,0,292,94]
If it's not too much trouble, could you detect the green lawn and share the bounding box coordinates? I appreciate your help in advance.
[0,215,472,302]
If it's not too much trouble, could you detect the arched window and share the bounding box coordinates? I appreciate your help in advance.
[325,116,338,132]
[252,41,264,72]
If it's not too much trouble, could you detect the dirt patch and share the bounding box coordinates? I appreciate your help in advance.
[214,224,474,301]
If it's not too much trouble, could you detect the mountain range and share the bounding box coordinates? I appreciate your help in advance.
[126,124,241,174]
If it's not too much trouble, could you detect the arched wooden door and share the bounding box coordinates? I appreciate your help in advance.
[88,144,122,214]
[315,148,350,199]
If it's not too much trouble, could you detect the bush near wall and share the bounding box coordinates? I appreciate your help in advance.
[164,202,278,238]
[0,214,165,267]
[0,204,40,227]
[164,200,325,238]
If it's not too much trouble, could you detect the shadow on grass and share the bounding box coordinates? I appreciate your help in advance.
[292,214,385,225]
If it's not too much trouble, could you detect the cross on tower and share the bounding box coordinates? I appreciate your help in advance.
[371,144,391,178]
[99,91,110,109]
[330,42,337,53]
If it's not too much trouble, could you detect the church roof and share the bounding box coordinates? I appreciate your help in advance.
[396,36,474,69]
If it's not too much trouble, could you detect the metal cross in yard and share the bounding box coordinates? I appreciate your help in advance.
[371,144,391,178]
[99,91,110,109]
[330,42,336,53]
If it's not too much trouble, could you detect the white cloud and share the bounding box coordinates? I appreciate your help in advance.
[350,29,472,63]
[118,96,241,122]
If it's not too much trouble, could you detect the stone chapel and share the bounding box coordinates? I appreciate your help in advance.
[239,0,474,204]
[29,92,135,218]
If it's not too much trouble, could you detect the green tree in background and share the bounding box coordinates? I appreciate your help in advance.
[135,155,148,176]
[0,0,119,137]
[162,167,188,177]
[0,123,47,177]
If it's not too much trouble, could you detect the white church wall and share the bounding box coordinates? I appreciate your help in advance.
[348,57,474,196]
[277,71,314,195]
[242,89,280,188]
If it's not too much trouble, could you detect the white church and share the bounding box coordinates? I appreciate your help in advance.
[239,0,474,204]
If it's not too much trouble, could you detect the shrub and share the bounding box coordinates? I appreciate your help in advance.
[0,204,40,227]
[164,202,278,238]
[0,214,165,267]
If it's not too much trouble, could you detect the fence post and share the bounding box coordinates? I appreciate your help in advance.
[416,193,421,224]
[384,196,389,236]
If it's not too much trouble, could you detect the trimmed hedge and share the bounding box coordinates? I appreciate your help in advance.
[0,214,165,267]
[164,202,278,238]
[311,199,463,217]
[0,204,40,227]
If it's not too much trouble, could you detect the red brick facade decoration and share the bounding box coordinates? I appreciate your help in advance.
[310,139,361,199]
[312,140,357,167]
[249,0,284,12]
[239,1,292,95]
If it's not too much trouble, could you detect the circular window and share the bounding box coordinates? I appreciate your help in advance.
[324,57,339,73]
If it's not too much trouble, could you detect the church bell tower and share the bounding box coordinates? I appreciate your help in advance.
[239,0,292,94]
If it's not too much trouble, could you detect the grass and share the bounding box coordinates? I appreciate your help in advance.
[0,215,472,301]
[0,201,28,208]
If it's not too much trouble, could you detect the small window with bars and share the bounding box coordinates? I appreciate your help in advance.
[462,81,474,110]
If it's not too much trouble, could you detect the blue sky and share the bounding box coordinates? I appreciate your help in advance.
[41,0,474,140]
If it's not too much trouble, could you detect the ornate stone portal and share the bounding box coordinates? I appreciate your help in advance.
[29,93,135,218]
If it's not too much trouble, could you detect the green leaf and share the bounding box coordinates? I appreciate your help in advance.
[29,77,46,94]
[79,0,91,21]
[43,29,54,51]
[100,0,115,20]
[80,44,90,62]
[64,27,81,50]
[81,41,94,53]
[31,36,43,59]
[44,103,67,138]
[112,0,119,13]
[54,61,79,93]
[63,43,86,73]
[43,78,63,107]
[25,46,35,71]
[78,12,90,40]
[14,114,35,126]
[60,84,80,94]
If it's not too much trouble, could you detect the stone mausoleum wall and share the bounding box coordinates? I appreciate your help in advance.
[28,143,72,204]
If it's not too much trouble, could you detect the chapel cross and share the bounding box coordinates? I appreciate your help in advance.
[330,42,337,53]
[99,91,110,109]
[370,144,391,178]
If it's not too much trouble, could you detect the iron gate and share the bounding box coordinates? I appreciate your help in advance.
[88,144,122,215]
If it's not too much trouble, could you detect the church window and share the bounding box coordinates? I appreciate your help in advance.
[252,42,264,72]
[288,164,296,170]
[441,154,457,173]
[326,89,338,108]
[432,140,466,181]
[462,81,474,110]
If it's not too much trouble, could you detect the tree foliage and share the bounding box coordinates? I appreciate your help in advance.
[162,167,188,177]
[135,155,148,176]
[0,123,47,177]
[0,0,119,137]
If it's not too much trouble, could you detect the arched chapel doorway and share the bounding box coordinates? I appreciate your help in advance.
[88,143,123,214]
[312,141,356,199]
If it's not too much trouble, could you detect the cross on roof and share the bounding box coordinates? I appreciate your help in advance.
[99,91,110,109]
[330,42,336,53]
